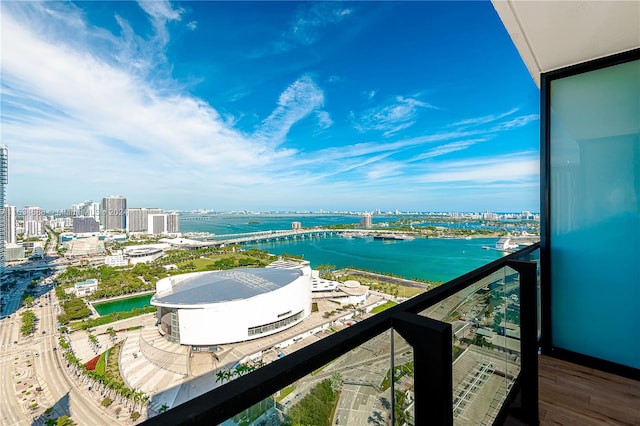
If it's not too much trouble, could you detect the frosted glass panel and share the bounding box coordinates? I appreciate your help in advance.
[549,59,640,369]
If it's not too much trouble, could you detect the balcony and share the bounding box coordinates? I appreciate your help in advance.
[143,243,541,425]
[536,355,640,425]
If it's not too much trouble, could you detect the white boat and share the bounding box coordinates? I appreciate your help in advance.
[495,237,519,252]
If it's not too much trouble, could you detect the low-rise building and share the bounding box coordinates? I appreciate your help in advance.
[75,278,98,297]
[6,243,25,261]
[105,250,128,267]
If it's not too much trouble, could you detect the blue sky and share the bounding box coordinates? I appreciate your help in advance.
[1,1,539,212]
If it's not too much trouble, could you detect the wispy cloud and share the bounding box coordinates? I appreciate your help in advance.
[415,152,539,184]
[137,0,184,47]
[450,107,519,127]
[0,1,539,211]
[251,2,354,57]
[0,2,326,206]
[352,95,438,137]
[364,90,377,100]
[410,138,488,161]
[254,75,325,146]
[286,2,353,47]
[315,110,333,130]
[489,114,539,131]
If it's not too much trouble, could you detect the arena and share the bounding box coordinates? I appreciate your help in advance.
[150,266,312,348]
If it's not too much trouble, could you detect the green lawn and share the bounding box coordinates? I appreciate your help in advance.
[370,301,398,314]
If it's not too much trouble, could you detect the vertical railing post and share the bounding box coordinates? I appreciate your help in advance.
[393,313,453,426]
[390,328,396,426]
[508,260,539,424]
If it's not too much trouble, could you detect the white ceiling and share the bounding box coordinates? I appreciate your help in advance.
[492,0,640,87]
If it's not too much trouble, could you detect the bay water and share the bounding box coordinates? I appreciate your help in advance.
[180,214,505,283]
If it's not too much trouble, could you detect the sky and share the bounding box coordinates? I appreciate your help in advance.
[1,1,540,213]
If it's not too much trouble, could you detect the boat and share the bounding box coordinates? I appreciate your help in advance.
[494,237,519,252]
[373,234,415,241]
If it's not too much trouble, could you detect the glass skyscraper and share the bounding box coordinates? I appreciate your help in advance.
[0,145,7,275]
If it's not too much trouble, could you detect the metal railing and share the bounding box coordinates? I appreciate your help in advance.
[143,243,540,426]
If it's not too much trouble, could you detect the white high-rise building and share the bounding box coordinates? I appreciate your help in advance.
[89,202,100,223]
[4,205,16,244]
[167,212,179,234]
[101,196,127,231]
[148,214,167,235]
[23,206,44,237]
[359,213,373,229]
[127,208,163,233]
[0,145,7,274]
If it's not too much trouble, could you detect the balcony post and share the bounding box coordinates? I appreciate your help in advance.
[393,312,453,426]
[507,260,539,424]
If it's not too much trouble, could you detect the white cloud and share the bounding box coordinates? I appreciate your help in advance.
[315,110,333,130]
[0,2,539,211]
[0,3,329,208]
[450,107,519,127]
[366,162,404,180]
[353,95,438,137]
[489,114,539,131]
[255,75,325,146]
[415,152,539,184]
[410,138,487,161]
[137,0,184,49]
[288,2,353,47]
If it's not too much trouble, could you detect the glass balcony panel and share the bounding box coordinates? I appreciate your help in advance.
[419,266,522,425]
[391,330,414,426]
[223,329,396,426]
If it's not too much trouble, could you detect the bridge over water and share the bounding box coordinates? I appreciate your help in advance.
[190,228,367,248]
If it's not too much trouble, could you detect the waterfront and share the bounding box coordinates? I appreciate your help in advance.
[180,214,511,283]
[246,235,505,283]
[179,213,386,235]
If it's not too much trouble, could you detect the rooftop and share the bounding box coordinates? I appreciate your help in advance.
[151,268,304,306]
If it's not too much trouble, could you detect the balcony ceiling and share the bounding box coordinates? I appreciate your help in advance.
[492,0,640,87]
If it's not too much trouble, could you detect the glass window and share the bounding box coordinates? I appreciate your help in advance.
[549,58,639,369]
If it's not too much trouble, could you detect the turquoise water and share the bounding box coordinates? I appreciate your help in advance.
[95,215,505,315]
[180,213,390,236]
[93,294,153,316]
[246,236,505,283]
[179,214,506,283]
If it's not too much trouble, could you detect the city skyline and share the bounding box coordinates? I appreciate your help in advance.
[1,1,539,212]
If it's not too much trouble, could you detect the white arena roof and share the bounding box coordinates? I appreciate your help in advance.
[152,268,303,306]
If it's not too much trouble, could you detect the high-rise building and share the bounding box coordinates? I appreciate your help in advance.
[148,214,166,235]
[167,212,180,234]
[4,205,16,244]
[359,213,373,229]
[0,145,7,275]
[101,196,127,231]
[23,206,44,237]
[127,208,163,233]
[73,216,100,233]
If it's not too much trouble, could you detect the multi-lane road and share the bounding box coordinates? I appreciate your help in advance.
[1,288,118,425]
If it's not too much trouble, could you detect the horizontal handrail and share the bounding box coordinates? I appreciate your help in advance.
[143,243,540,425]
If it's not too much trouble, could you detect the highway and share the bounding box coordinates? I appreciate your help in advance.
[0,286,120,425]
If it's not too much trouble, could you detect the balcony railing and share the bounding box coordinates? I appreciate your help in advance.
[143,243,540,426]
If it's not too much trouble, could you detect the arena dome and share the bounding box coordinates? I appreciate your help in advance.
[151,267,312,347]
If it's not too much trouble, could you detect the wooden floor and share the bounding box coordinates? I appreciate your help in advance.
[538,355,640,425]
